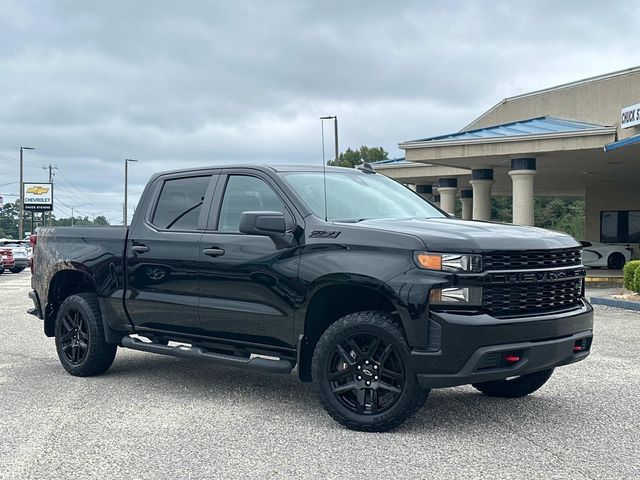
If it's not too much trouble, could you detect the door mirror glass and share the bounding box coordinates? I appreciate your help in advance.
[239,211,286,236]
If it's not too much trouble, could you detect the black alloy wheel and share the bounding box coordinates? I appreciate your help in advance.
[312,311,428,432]
[54,293,117,376]
[329,333,404,415]
[59,308,90,365]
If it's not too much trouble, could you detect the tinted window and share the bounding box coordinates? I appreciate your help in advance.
[152,176,211,230]
[218,176,284,232]
[600,210,640,243]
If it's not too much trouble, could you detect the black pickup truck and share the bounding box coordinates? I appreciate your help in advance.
[29,164,593,431]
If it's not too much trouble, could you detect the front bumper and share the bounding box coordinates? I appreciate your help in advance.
[412,302,594,388]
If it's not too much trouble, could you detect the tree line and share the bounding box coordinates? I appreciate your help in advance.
[0,201,110,238]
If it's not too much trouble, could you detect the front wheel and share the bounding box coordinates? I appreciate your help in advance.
[55,293,117,376]
[472,369,554,398]
[312,311,428,432]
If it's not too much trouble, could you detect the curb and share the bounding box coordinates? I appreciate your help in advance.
[590,296,640,312]
[585,277,623,284]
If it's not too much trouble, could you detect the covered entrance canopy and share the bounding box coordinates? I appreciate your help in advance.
[374,66,640,254]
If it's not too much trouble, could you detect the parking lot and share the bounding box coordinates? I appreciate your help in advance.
[1,270,638,479]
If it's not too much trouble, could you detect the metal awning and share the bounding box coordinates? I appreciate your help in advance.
[400,116,616,149]
[604,133,640,152]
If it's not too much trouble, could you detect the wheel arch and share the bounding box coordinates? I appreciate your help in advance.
[44,268,99,337]
[296,276,405,382]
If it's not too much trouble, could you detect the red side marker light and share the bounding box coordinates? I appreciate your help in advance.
[504,354,520,363]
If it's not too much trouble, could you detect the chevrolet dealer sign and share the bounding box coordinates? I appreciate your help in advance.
[23,182,53,211]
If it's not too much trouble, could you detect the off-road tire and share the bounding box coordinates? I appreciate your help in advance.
[54,293,117,376]
[472,368,554,398]
[312,311,428,432]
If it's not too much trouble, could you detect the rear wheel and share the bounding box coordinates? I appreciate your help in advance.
[54,293,117,376]
[472,369,554,398]
[607,252,626,270]
[312,311,428,432]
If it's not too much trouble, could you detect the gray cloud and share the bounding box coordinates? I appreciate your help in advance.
[0,0,638,223]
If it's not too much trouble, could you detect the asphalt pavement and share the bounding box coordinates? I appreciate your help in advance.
[1,270,638,479]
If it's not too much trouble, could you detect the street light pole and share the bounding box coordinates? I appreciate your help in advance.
[320,116,339,165]
[124,158,138,225]
[19,146,35,239]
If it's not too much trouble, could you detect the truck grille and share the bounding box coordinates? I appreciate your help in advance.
[483,248,582,271]
[482,278,583,317]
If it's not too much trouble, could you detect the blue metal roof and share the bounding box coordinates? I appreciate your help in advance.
[405,116,609,144]
[604,133,640,152]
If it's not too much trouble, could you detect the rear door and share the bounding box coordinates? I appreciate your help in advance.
[197,169,300,349]
[125,171,218,334]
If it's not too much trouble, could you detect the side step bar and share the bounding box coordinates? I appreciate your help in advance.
[121,336,293,374]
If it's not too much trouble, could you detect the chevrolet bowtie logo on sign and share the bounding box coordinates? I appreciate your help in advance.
[23,182,53,211]
[26,186,50,195]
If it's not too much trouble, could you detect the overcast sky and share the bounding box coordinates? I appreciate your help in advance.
[1,0,638,225]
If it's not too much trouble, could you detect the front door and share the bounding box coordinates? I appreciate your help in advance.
[126,173,216,334]
[198,172,300,349]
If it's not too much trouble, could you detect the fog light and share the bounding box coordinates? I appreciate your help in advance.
[429,287,482,305]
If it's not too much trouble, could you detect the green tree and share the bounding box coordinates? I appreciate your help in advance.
[328,146,389,168]
[489,196,585,239]
[0,202,29,238]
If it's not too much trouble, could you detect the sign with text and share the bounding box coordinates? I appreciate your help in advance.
[23,182,53,211]
[621,102,640,129]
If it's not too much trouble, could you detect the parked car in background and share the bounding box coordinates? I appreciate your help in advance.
[0,239,29,273]
[580,241,633,269]
[0,248,15,272]
[0,254,4,274]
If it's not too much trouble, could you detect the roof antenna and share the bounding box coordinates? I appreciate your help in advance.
[320,118,328,221]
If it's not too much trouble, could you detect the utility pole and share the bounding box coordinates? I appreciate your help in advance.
[320,116,339,164]
[19,146,35,239]
[71,206,74,227]
[43,164,57,226]
[124,158,138,225]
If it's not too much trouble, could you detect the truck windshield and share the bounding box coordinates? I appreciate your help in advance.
[280,171,445,222]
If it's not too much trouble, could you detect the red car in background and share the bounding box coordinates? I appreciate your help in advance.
[0,248,15,272]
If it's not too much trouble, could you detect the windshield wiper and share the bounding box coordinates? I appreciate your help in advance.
[332,218,370,223]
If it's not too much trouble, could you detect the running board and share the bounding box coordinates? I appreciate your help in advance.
[121,336,292,374]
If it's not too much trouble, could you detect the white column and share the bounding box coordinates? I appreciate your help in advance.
[509,158,536,226]
[509,170,536,225]
[438,187,457,214]
[438,178,458,215]
[460,190,473,220]
[469,169,493,221]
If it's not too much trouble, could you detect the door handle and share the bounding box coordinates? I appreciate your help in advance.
[203,247,225,257]
[131,245,150,253]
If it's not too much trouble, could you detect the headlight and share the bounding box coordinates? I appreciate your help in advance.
[414,251,482,272]
[430,287,482,305]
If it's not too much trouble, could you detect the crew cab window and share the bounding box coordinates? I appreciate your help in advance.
[217,175,285,232]
[152,175,211,230]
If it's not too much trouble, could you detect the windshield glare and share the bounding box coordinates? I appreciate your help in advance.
[280,171,445,222]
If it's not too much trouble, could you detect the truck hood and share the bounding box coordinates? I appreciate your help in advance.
[352,218,579,252]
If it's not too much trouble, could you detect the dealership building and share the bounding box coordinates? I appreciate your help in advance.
[375,66,640,258]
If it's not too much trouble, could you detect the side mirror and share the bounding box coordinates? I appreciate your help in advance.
[239,211,286,236]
